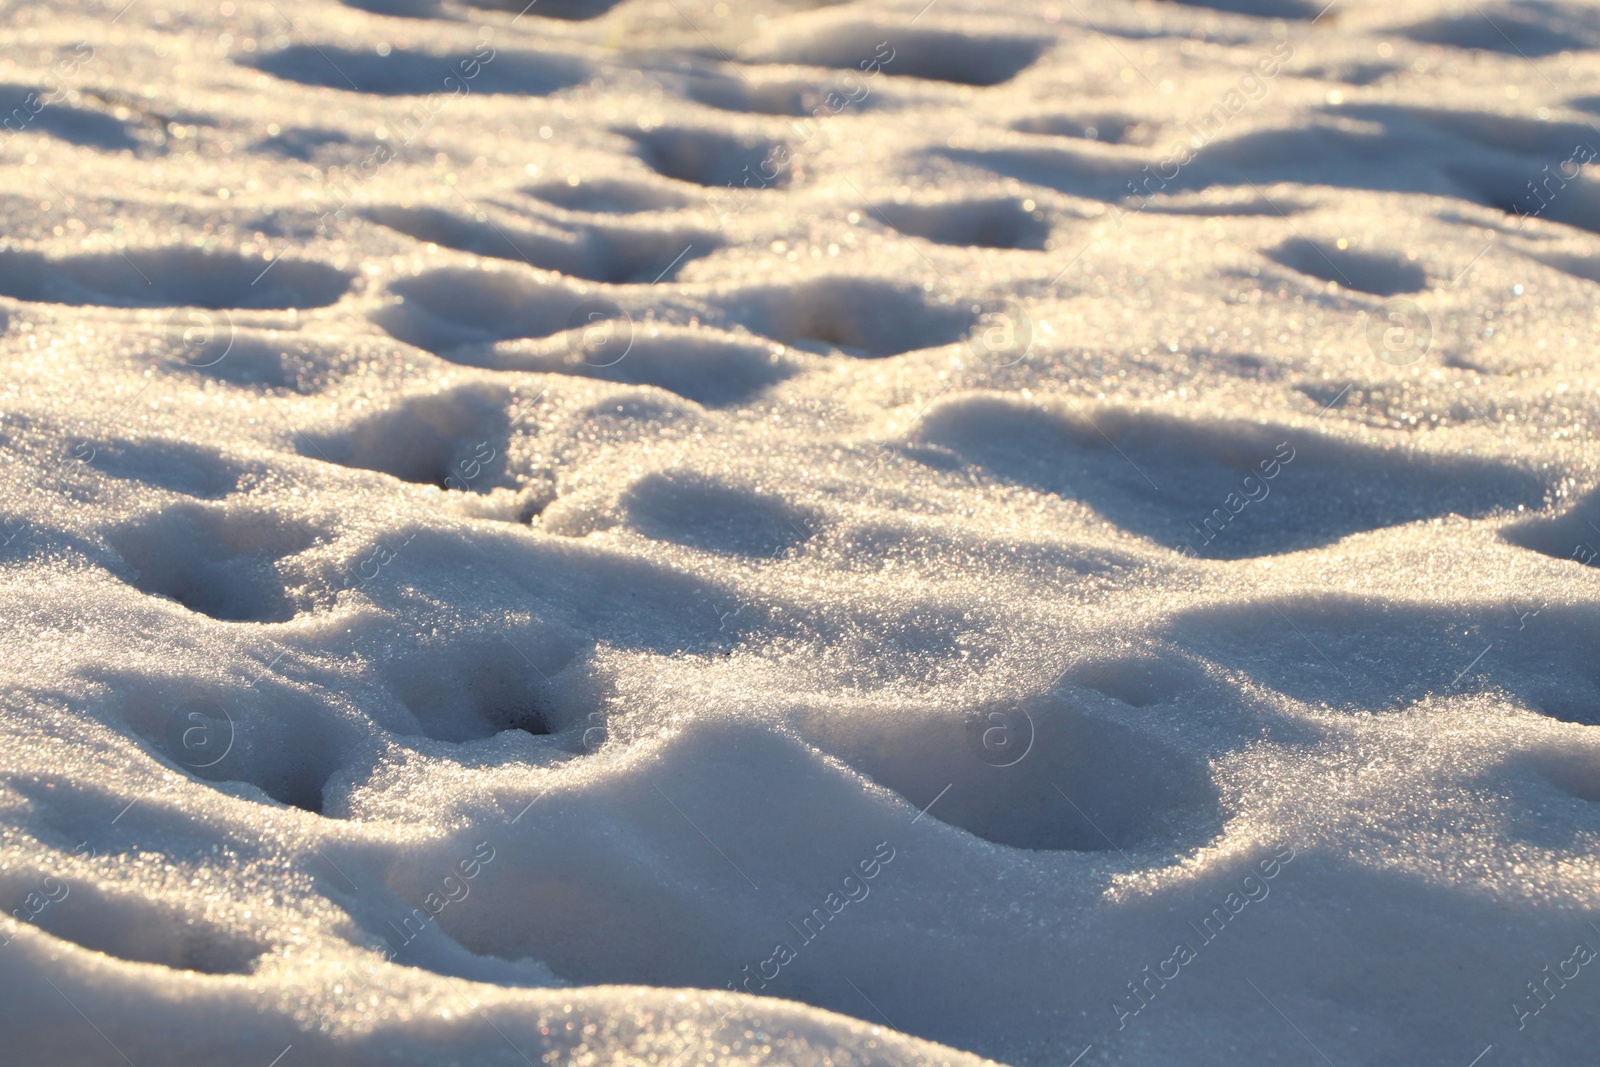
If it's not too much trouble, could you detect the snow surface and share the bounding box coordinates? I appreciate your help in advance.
[2,0,1600,1064]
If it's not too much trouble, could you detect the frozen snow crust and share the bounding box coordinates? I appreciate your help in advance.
[2,0,1600,1063]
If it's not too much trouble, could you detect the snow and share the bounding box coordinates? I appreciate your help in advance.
[1,0,1599,1064]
